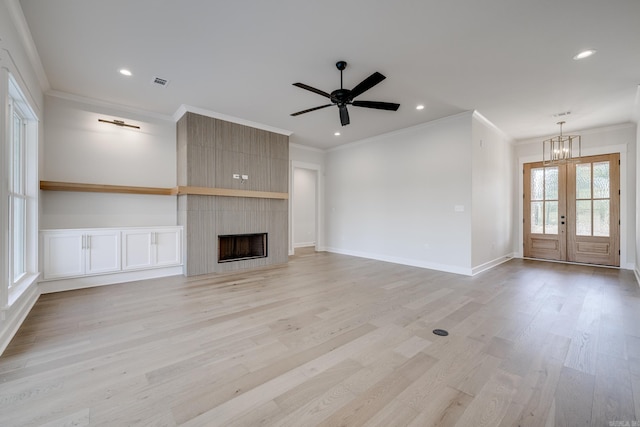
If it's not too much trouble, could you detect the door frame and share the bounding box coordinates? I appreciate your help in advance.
[289,160,324,256]
[517,143,629,268]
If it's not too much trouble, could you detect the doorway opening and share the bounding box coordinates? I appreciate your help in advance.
[292,167,318,253]
[523,153,620,266]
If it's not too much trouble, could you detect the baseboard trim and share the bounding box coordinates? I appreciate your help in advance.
[471,254,515,276]
[293,242,316,248]
[324,247,473,276]
[0,282,40,356]
[39,266,184,294]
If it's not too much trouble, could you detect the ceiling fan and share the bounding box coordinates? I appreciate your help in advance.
[291,61,400,126]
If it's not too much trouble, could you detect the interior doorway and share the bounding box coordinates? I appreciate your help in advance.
[292,167,318,251]
[523,153,620,266]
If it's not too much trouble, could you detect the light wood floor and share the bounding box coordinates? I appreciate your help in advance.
[1,251,639,426]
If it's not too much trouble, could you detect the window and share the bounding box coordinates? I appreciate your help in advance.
[10,102,27,284]
[5,73,38,293]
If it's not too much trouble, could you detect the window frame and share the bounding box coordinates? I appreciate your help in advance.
[9,96,28,285]
[3,71,39,305]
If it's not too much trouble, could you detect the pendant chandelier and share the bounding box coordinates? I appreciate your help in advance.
[542,121,581,166]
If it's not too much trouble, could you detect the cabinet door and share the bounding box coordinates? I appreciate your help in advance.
[122,230,153,270]
[85,231,121,275]
[154,229,182,266]
[43,232,84,279]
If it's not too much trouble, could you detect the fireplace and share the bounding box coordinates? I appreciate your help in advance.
[218,233,268,263]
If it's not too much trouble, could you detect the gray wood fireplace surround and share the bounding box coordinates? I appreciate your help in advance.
[177,112,289,276]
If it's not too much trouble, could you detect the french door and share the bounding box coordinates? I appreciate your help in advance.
[524,153,619,266]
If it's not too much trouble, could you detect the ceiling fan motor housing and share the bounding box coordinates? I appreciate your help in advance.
[331,89,351,104]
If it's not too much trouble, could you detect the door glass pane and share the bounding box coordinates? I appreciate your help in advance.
[593,161,610,199]
[576,163,591,199]
[531,201,543,233]
[545,201,558,234]
[531,168,544,200]
[576,200,592,236]
[593,199,610,237]
[545,167,558,200]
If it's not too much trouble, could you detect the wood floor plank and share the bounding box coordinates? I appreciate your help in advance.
[590,353,636,426]
[564,329,598,375]
[452,369,521,427]
[407,386,473,427]
[0,255,637,426]
[554,366,595,426]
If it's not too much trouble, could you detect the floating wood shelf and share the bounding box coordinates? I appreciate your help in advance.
[175,186,288,200]
[40,181,288,200]
[40,181,175,195]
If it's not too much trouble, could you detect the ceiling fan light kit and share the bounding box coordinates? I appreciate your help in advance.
[291,61,400,126]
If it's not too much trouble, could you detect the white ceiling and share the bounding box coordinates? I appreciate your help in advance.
[18,0,640,149]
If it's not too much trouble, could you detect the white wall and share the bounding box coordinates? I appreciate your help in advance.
[515,123,637,269]
[290,143,325,166]
[637,121,640,279]
[41,94,177,228]
[471,113,515,272]
[293,168,317,247]
[324,112,474,275]
[634,91,640,281]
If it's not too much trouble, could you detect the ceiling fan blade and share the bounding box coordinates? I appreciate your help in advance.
[290,104,333,116]
[352,100,400,111]
[339,105,350,126]
[349,72,386,99]
[292,83,332,99]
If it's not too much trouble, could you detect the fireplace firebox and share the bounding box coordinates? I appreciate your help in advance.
[218,233,268,263]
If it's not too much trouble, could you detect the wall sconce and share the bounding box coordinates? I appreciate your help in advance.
[98,118,140,129]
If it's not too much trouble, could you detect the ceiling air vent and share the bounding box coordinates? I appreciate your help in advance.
[151,76,169,87]
[552,111,571,118]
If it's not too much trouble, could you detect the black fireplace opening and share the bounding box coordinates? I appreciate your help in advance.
[218,233,268,263]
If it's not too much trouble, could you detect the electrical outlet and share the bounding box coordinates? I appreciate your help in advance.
[233,174,240,179]
[241,174,249,180]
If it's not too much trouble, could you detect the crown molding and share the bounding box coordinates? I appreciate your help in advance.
[514,122,637,146]
[5,0,49,91]
[289,142,325,153]
[46,90,174,122]
[174,104,293,136]
[472,110,513,142]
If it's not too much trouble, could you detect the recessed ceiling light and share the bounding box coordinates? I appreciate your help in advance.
[334,132,340,136]
[573,49,596,60]
[416,105,425,110]
[119,69,132,76]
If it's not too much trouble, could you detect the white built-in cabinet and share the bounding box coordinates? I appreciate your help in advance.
[122,228,182,271]
[41,227,182,280]
[42,229,121,280]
